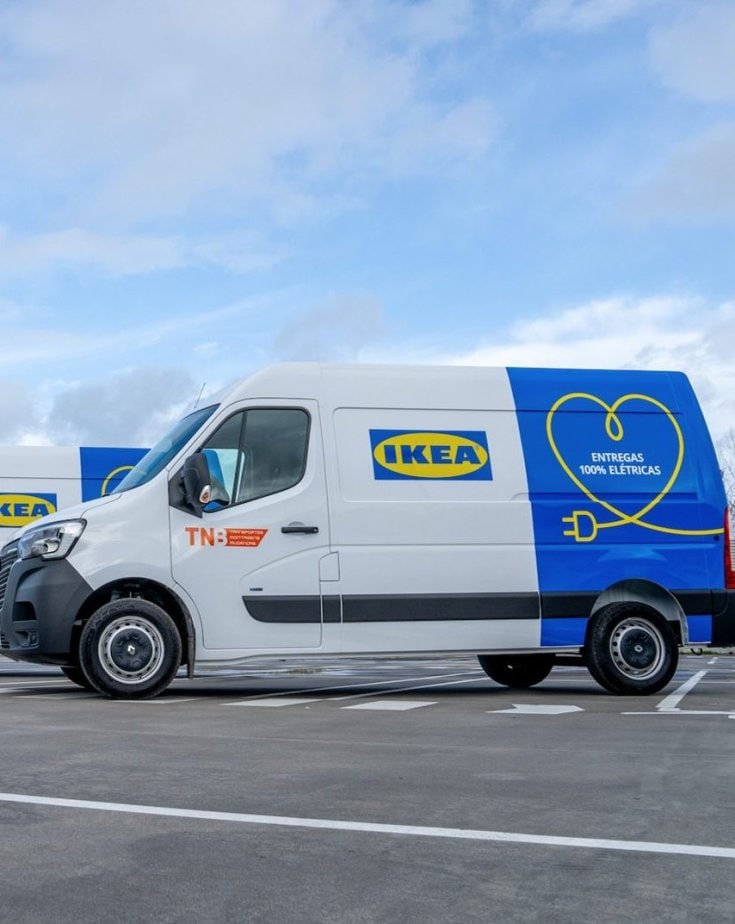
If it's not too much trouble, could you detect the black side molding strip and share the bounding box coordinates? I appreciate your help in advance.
[244,589,727,626]
[243,593,540,624]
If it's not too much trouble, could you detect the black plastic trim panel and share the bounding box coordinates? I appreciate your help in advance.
[244,589,734,629]
[712,590,735,645]
[540,589,717,619]
[243,592,540,624]
[0,557,93,663]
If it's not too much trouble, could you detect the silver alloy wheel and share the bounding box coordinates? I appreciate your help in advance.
[609,617,665,681]
[98,616,166,684]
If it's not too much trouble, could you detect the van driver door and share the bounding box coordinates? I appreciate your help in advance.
[169,401,330,652]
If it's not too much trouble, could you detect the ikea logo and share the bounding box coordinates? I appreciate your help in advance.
[370,430,492,481]
[0,493,57,528]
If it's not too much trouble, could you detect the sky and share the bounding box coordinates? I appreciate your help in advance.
[1,0,734,448]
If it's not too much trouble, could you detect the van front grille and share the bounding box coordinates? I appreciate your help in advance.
[0,542,20,611]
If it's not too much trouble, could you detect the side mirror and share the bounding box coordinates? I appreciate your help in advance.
[181,452,230,518]
[182,452,210,518]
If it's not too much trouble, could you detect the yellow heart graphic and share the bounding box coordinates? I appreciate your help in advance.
[545,391,722,542]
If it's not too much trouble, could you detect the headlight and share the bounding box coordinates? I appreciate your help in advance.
[18,520,86,561]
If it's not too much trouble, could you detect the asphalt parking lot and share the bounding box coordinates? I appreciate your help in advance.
[1,654,735,924]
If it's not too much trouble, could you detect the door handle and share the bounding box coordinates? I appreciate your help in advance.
[281,525,319,534]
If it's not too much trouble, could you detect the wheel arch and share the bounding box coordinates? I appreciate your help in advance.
[72,578,195,676]
[588,579,687,645]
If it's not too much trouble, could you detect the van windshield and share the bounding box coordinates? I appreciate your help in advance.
[114,404,218,493]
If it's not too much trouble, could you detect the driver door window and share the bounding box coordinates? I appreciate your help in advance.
[201,408,310,509]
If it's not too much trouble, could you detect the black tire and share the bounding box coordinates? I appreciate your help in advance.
[79,598,182,700]
[478,654,554,688]
[585,604,678,695]
[61,665,97,692]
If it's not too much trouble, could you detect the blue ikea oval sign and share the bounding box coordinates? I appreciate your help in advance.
[0,493,57,527]
[370,429,493,481]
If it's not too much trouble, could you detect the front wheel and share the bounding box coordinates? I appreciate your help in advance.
[79,599,182,699]
[478,654,555,688]
[585,604,678,695]
[61,665,97,692]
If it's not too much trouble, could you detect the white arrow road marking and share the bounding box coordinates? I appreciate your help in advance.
[488,704,584,715]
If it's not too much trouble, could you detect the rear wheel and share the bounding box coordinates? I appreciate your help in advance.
[79,598,182,699]
[478,654,555,688]
[585,604,678,695]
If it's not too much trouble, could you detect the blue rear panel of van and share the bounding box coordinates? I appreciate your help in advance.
[507,368,726,646]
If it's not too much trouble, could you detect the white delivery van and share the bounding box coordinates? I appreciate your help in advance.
[1,364,733,699]
[0,446,148,539]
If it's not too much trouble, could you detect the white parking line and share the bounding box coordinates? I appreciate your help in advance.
[329,675,484,702]
[341,700,436,711]
[20,693,99,700]
[115,698,200,705]
[1,791,734,860]
[657,671,707,712]
[623,710,735,717]
[0,681,70,694]
[489,704,583,715]
[230,697,320,708]
[225,670,480,705]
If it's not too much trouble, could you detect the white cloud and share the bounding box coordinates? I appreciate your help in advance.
[273,295,386,361]
[432,294,735,438]
[0,227,183,277]
[0,381,40,441]
[527,0,655,32]
[0,227,285,278]
[338,295,734,441]
[0,297,264,370]
[385,98,496,176]
[630,122,735,223]
[0,0,488,227]
[393,0,475,46]
[649,3,735,102]
[629,4,735,225]
[46,367,198,446]
[8,293,735,448]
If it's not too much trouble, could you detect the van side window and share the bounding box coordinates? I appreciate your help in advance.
[201,408,309,507]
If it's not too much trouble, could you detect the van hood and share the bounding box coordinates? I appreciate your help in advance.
[5,493,122,545]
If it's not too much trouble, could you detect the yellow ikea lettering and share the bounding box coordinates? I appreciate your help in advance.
[374,432,489,479]
[0,494,57,528]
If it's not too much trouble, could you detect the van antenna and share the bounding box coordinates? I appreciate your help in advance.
[193,382,206,410]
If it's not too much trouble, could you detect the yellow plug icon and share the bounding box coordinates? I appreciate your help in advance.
[562,510,599,543]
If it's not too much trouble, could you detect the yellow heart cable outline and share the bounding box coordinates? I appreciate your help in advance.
[100,464,135,497]
[545,391,723,543]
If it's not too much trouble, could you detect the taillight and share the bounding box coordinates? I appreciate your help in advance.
[725,508,735,589]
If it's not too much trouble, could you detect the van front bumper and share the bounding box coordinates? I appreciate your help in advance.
[0,546,92,665]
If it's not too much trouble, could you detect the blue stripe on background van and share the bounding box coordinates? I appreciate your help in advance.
[79,447,149,501]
